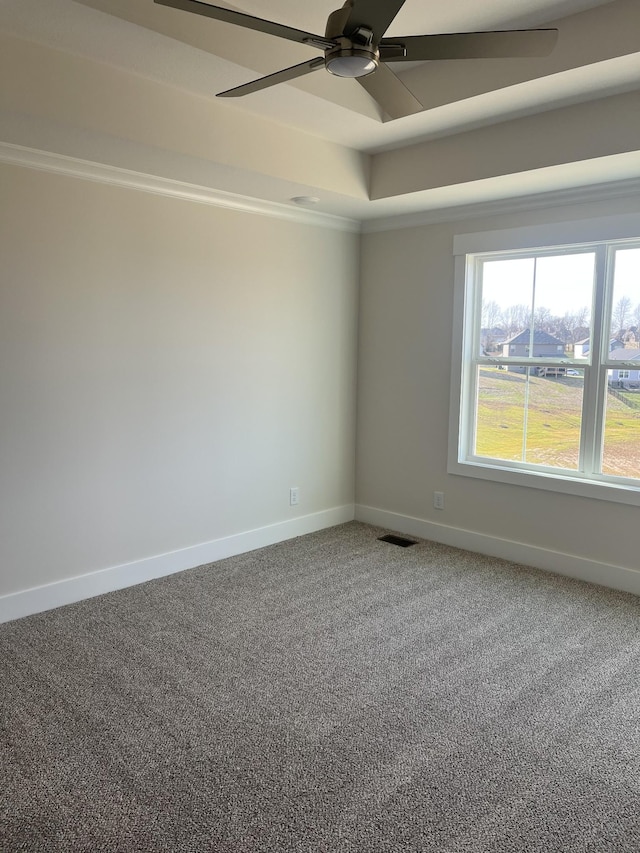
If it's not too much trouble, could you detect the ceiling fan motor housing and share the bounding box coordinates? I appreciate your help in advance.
[325,38,380,78]
[323,6,379,79]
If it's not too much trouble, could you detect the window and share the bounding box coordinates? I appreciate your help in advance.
[450,217,640,505]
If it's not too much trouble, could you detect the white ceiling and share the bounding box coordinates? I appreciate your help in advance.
[2,0,639,222]
[0,0,614,148]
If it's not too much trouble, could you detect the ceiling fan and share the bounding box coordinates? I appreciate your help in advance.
[154,0,559,120]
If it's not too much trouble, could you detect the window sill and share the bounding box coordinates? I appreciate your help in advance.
[448,457,640,507]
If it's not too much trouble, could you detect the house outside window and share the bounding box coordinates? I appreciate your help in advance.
[607,350,640,386]
[450,216,640,505]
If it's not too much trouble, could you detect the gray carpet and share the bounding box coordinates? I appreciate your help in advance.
[1,521,639,852]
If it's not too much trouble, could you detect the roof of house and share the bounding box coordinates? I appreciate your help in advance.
[608,348,640,362]
[575,337,624,349]
[502,329,565,346]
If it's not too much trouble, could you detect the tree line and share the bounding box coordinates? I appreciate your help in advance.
[482,297,640,349]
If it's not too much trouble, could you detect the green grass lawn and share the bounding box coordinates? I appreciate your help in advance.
[475,368,640,475]
[611,388,640,410]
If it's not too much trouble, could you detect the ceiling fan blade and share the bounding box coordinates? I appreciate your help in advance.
[357,63,423,120]
[380,28,559,61]
[217,58,325,98]
[344,0,407,42]
[154,0,321,46]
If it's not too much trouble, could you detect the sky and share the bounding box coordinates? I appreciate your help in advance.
[481,246,640,322]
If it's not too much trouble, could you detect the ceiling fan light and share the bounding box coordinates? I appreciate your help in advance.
[326,51,378,79]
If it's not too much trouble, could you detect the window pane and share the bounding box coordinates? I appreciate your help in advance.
[608,247,640,356]
[480,253,594,359]
[532,254,594,358]
[481,258,533,354]
[602,385,640,479]
[475,367,526,461]
[474,367,583,470]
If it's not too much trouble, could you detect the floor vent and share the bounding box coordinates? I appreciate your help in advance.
[377,534,417,548]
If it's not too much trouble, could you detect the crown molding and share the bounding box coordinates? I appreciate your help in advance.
[0,142,361,233]
[4,141,640,237]
[361,177,640,233]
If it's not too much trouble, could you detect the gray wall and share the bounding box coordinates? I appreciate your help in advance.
[0,163,359,598]
[356,196,640,579]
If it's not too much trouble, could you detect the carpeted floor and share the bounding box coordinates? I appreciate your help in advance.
[1,521,639,852]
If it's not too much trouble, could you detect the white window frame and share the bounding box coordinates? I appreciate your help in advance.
[449,212,640,507]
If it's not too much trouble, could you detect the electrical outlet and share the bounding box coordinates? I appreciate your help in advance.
[290,486,300,506]
[433,491,445,510]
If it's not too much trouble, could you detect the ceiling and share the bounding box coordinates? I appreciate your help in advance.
[2,0,640,224]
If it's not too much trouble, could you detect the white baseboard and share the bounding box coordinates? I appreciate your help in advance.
[0,505,355,625]
[355,504,640,597]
